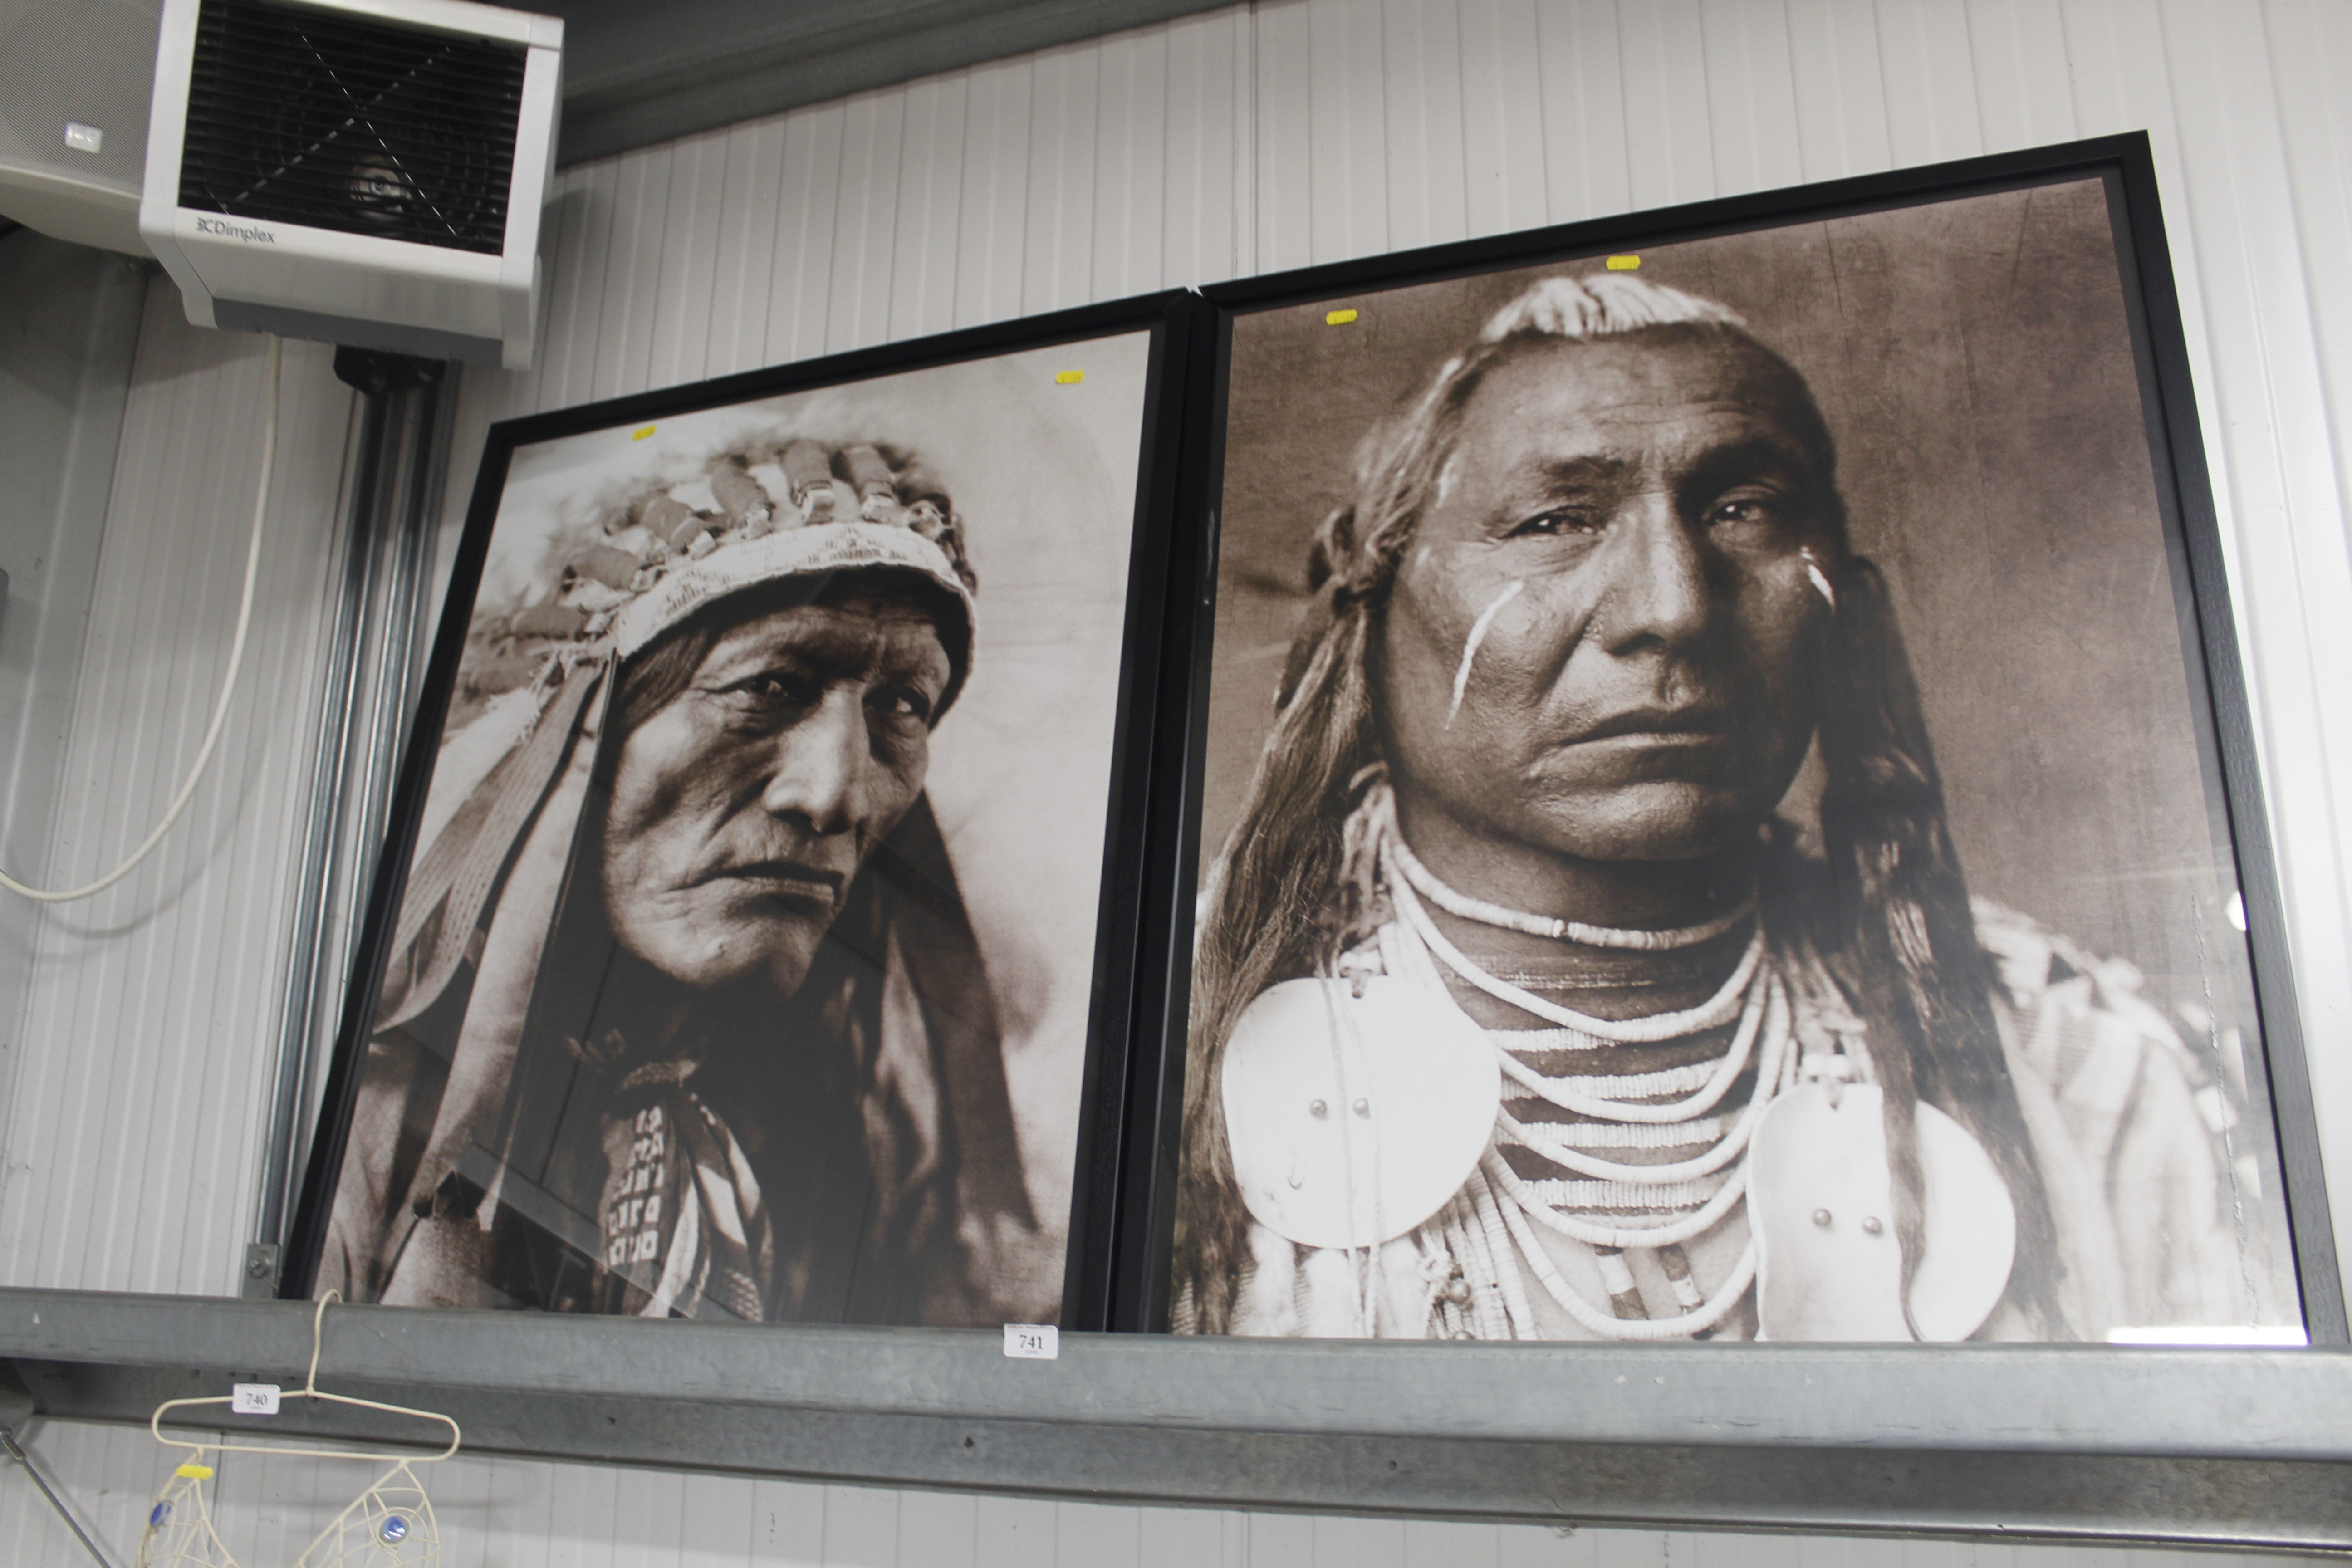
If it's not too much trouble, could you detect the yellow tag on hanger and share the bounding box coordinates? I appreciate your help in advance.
[632,425,657,440]
[1606,255,1640,270]
[1326,309,1358,325]
[176,1463,214,1478]
[1055,370,1084,384]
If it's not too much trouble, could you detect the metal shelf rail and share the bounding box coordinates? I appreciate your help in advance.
[2,1288,2347,1551]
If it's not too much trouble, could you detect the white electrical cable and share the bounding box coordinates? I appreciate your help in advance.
[0,334,280,904]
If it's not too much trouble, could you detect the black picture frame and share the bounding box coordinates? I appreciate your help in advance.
[285,289,1215,1334]
[1126,132,2344,1346]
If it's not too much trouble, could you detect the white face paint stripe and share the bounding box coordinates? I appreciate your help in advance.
[1802,549,1837,608]
[1448,578,1525,725]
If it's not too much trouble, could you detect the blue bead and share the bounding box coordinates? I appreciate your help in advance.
[380,1514,410,1544]
[149,1502,173,1528]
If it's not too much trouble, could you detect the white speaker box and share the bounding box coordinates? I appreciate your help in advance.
[0,0,164,255]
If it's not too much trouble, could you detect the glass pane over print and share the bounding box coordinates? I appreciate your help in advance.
[318,334,1154,1325]
[1175,181,2300,1345]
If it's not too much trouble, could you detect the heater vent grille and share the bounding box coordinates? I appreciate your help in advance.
[179,0,524,255]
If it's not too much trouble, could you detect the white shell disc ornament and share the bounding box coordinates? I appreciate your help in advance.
[1749,1081,2016,1341]
[1221,976,1500,1249]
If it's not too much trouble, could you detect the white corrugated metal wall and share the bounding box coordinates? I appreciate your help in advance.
[5,0,2350,1560]
[0,293,353,1299]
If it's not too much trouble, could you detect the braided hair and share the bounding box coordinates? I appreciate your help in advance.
[1173,274,2065,1338]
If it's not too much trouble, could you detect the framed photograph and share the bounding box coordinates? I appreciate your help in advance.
[1148,135,2339,1347]
[287,292,1208,1331]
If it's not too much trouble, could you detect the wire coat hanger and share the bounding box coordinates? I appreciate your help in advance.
[140,1294,458,1568]
[149,1293,461,1463]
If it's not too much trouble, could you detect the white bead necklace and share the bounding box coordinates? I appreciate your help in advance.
[1384,844,1763,1047]
[1386,821,1758,950]
[1380,826,1795,1341]
[1494,963,1775,1126]
[1479,1164,1759,1339]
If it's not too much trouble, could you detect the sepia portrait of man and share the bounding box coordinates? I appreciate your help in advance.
[1174,179,2303,1344]
[315,338,1154,1325]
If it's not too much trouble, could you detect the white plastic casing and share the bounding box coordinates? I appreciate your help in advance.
[138,0,561,368]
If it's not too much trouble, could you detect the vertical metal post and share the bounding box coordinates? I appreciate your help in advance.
[245,349,453,1297]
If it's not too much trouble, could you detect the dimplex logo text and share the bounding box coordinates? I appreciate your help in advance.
[195,217,275,243]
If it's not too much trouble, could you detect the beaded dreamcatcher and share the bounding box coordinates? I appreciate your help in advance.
[139,1294,459,1568]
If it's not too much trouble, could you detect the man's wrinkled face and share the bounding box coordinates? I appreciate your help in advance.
[600,586,951,995]
[1376,331,1838,867]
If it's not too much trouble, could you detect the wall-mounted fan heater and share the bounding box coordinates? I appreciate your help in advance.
[140,0,562,368]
